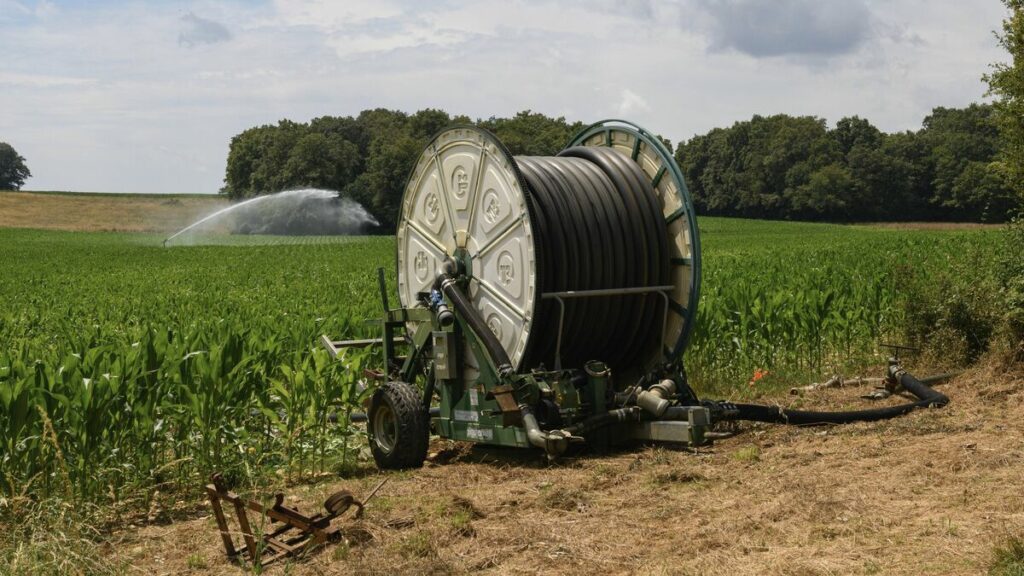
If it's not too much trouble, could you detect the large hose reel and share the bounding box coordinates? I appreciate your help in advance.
[396,120,701,380]
[345,118,951,468]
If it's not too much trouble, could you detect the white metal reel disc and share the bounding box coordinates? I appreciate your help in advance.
[396,127,538,370]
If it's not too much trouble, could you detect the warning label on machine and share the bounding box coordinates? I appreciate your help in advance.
[466,425,493,440]
[454,409,479,422]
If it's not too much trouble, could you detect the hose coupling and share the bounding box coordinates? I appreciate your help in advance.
[637,378,677,417]
[428,289,454,327]
[885,357,906,394]
[702,400,740,423]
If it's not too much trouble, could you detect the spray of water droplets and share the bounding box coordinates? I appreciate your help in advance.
[163,189,379,246]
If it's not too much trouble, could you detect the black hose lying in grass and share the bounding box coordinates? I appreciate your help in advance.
[711,368,950,425]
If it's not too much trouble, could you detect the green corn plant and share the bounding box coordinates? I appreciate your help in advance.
[0,224,1002,505]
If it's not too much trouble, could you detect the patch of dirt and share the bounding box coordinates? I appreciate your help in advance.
[108,366,1024,575]
[0,191,227,232]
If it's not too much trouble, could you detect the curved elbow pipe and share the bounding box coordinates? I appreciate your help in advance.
[520,404,570,456]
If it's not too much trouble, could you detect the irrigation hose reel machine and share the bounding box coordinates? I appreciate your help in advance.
[323,119,949,469]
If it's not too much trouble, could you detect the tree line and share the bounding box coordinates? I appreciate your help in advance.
[222,105,1020,229]
[677,104,1018,222]
[222,109,582,231]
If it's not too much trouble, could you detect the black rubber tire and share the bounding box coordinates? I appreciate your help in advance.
[368,381,429,470]
[323,490,355,515]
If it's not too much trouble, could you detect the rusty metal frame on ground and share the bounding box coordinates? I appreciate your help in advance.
[206,474,387,567]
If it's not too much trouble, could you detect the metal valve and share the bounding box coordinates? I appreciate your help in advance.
[428,289,454,327]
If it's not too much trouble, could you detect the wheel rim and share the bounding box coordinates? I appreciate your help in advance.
[372,403,397,454]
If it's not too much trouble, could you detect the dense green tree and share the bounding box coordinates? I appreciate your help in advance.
[832,117,927,220]
[223,109,584,231]
[786,164,855,219]
[479,111,584,156]
[308,115,368,172]
[353,109,409,148]
[677,107,1017,223]
[347,133,426,231]
[0,142,31,190]
[986,0,1024,358]
[223,104,1018,229]
[948,160,1016,220]
[343,109,458,230]
[918,105,1014,220]
[845,139,911,219]
[224,120,362,198]
[246,120,306,195]
[309,115,366,150]
[878,131,934,217]
[222,126,263,195]
[408,108,457,139]
[222,121,302,197]
[677,114,840,219]
[986,0,1024,199]
[282,132,360,191]
[832,116,882,155]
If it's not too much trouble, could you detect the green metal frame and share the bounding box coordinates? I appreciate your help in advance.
[373,278,533,448]
[433,305,530,447]
[340,280,711,454]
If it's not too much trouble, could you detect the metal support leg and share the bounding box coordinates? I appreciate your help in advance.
[552,296,566,370]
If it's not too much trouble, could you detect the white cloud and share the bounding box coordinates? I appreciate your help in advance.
[269,0,402,28]
[325,24,468,59]
[0,0,30,18]
[0,0,1010,194]
[34,0,56,18]
[0,71,94,87]
[179,12,232,47]
[618,89,651,116]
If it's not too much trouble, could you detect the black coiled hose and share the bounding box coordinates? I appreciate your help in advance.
[514,147,669,370]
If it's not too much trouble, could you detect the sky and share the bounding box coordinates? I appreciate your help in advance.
[0,0,1012,194]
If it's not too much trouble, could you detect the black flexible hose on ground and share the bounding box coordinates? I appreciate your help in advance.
[714,369,950,425]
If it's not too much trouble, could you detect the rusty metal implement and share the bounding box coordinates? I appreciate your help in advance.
[206,474,387,567]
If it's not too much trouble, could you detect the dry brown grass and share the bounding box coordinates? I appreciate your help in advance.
[0,192,227,233]
[106,366,1024,575]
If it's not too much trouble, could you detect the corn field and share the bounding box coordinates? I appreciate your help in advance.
[0,222,998,503]
[690,220,999,391]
